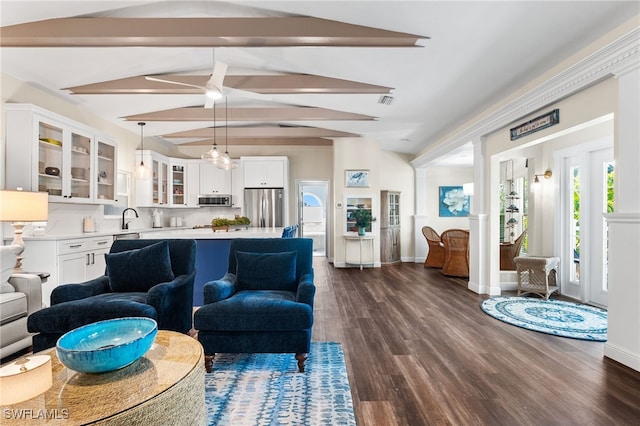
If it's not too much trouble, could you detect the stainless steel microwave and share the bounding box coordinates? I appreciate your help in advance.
[198,195,232,206]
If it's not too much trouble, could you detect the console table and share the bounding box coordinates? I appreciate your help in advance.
[2,331,205,425]
[344,235,374,270]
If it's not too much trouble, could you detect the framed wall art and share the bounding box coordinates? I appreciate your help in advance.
[439,185,470,217]
[345,170,370,188]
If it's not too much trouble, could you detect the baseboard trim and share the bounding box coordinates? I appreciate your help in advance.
[604,343,640,372]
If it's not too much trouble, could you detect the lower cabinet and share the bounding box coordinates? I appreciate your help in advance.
[21,236,113,307]
[380,227,401,264]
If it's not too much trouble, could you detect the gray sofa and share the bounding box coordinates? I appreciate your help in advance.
[1,273,42,359]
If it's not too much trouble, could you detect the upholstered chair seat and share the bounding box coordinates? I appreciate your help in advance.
[28,239,196,352]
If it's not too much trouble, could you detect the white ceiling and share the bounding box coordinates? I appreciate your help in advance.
[1,1,637,165]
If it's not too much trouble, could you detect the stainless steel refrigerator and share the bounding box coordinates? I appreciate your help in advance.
[244,188,284,227]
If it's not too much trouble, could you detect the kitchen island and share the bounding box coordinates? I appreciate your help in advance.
[139,227,284,306]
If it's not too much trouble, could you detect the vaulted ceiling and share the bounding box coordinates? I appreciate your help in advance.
[1,1,637,159]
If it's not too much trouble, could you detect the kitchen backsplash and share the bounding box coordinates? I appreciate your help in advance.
[3,203,243,239]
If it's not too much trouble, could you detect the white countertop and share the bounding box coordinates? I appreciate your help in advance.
[139,227,284,239]
[12,226,285,242]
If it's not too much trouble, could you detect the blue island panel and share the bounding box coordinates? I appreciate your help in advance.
[193,239,231,306]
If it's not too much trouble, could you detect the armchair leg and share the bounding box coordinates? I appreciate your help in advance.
[204,354,215,373]
[295,353,308,373]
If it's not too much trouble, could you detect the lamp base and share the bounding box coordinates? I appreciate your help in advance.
[11,222,25,272]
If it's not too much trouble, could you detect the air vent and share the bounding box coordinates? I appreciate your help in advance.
[378,95,394,105]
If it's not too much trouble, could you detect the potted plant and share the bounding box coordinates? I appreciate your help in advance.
[352,208,372,236]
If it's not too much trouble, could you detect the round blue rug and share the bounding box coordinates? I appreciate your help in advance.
[481,297,607,341]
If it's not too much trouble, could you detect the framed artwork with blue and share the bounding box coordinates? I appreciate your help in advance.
[439,186,470,217]
[345,170,370,188]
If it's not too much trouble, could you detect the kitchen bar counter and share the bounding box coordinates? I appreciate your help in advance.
[139,227,284,306]
[139,227,283,239]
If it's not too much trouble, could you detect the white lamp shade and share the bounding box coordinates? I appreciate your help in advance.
[0,355,53,405]
[0,190,48,222]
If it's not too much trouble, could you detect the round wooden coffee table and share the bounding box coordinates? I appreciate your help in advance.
[2,331,205,425]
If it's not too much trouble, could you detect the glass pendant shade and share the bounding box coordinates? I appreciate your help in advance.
[135,122,151,180]
[215,97,238,170]
[201,144,221,164]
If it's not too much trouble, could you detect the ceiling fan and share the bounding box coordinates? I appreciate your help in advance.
[145,60,228,108]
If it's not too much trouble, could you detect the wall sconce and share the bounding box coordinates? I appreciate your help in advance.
[531,169,552,191]
[534,169,553,182]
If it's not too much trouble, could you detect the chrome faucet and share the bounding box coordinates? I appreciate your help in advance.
[122,208,139,230]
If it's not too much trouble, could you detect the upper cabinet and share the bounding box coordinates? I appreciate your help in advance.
[5,104,118,204]
[242,156,288,188]
[135,150,169,207]
[199,162,231,195]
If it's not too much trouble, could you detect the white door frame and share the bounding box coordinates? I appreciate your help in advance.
[296,179,329,257]
[554,136,613,304]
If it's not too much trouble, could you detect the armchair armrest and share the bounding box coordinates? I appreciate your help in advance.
[296,272,316,307]
[9,273,42,315]
[51,275,111,305]
[203,273,237,304]
[145,271,196,334]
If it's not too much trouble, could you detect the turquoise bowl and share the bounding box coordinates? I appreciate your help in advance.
[56,317,158,374]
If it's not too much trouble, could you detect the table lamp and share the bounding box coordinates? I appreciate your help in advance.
[0,189,49,271]
[0,355,53,405]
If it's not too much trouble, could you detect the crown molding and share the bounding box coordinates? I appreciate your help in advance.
[412,27,640,168]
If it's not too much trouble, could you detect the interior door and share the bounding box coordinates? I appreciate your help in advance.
[297,180,328,257]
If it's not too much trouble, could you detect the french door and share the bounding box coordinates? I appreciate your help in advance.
[560,146,613,307]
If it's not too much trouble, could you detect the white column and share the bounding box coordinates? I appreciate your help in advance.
[413,167,428,262]
[604,67,640,372]
[468,138,497,294]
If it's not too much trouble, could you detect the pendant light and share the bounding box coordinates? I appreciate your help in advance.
[201,101,221,164]
[217,97,239,170]
[135,122,150,179]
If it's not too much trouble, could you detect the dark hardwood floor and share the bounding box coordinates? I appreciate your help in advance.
[312,258,640,426]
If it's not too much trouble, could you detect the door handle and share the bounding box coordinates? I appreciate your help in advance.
[86,253,91,266]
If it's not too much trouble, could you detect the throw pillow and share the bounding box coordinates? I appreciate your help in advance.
[0,245,21,293]
[106,241,175,292]
[236,250,297,291]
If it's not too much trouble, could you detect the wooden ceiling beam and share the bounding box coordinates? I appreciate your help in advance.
[180,137,333,146]
[66,74,393,95]
[163,126,359,138]
[122,106,375,122]
[0,17,427,47]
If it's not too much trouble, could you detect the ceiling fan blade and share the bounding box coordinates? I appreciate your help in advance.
[145,76,204,90]
[224,86,272,101]
[204,97,215,109]
[209,61,228,91]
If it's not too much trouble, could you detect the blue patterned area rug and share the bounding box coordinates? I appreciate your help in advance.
[481,297,607,341]
[205,342,356,425]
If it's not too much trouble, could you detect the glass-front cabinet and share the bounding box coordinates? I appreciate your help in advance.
[170,160,188,207]
[136,150,170,207]
[6,104,117,204]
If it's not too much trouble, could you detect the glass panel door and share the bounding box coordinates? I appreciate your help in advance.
[38,121,64,198]
[70,130,92,201]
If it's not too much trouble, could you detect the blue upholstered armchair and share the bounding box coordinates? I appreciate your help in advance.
[28,239,196,352]
[194,238,315,373]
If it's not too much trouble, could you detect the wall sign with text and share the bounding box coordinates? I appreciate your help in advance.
[510,109,559,141]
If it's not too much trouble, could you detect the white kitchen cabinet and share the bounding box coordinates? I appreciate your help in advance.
[19,236,113,307]
[186,162,201,207]
[136,150,170,207]
[5,104,118,204]
[199,162,232,194]
[230,162,244,208]
[241,156,288,188]
[169,159,188,207]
